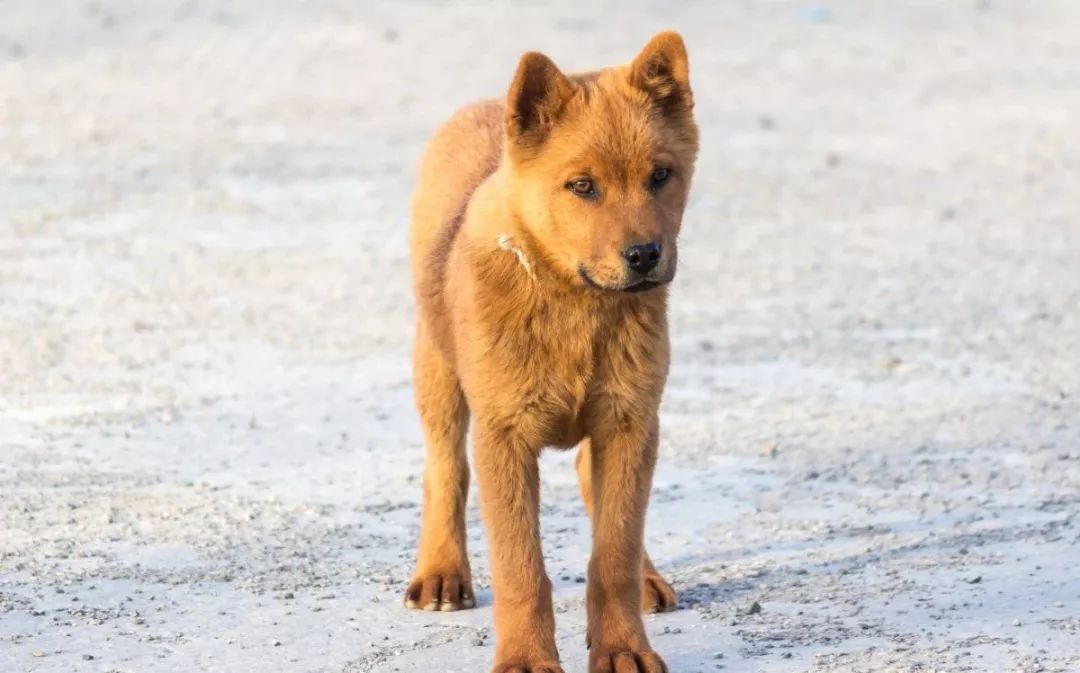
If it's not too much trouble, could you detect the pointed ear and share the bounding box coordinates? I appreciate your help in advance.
[506,52,576,149]
[628,31,693,115]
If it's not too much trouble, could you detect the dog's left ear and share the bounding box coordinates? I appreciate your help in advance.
[507,51,576,151]
[628,31,693,115]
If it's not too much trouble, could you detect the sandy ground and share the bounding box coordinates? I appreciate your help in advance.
[2,1,1079,672]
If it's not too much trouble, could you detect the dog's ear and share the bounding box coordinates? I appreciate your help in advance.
[628,31,693,116]
[506,52,575,149]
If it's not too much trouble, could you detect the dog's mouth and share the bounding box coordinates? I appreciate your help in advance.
[622,279,661,293]
[578,267,665,294]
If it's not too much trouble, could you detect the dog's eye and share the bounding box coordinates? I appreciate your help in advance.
[650,167,671,191]
[567,178,596,197]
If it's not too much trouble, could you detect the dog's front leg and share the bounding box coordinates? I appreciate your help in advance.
[586,418,666,673]
[473,424,562,673]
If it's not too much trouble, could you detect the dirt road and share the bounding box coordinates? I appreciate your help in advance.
[2,2,1078,672]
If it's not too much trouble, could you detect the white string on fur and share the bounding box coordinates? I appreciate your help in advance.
[496,233,534,279]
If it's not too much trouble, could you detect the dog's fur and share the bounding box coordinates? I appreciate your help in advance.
[404,32,698,673]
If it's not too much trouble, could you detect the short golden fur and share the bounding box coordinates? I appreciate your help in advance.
[404,32,699,673]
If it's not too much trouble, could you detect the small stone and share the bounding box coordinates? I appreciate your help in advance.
[31,651,45,658]
[965,575,982,584]
[1012,618,1022,626]
[747,601,762,615]
[272,640,282,647]
[283,592,294,600]
[82,654,95,661]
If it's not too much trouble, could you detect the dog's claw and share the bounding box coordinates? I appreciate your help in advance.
[592,650,667,673]
[403,572,476,612]
[641,573,677,613]
[492,663,564,673]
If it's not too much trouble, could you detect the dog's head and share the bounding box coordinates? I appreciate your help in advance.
[504,32,699,293]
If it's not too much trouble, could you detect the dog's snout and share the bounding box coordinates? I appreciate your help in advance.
[622,242,662,275]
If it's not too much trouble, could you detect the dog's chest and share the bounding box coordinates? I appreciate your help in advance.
[531,322,596,448]
[489,299,606,448]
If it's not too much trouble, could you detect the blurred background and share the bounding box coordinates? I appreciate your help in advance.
[1,2,1078,672]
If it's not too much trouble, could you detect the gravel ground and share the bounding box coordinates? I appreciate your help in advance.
[1,2,1078,672]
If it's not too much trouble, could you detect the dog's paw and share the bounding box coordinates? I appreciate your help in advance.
[403,572,476,612]
[591,650,667,673]
[641,572,677,613]
[492,663,564,673]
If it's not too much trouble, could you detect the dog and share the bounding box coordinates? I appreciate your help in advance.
[404,32,698,673]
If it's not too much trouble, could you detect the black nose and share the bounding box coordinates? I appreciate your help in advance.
[622,242,662,275]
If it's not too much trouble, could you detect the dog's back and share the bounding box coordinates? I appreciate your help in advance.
[409,101,503,315]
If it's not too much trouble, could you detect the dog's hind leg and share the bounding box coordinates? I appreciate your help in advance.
[575,439,678,614]
[404,325,475,611]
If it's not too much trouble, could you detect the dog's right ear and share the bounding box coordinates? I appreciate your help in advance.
[506,52,575,151]
[628,31,693,117]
